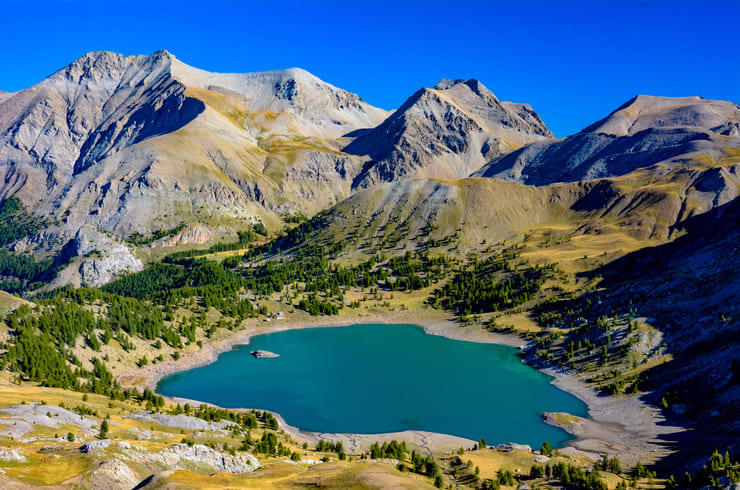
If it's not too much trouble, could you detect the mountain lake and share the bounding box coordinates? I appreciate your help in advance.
[157,323,588,447]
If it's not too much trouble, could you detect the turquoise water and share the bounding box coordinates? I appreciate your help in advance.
[158,324,587,447]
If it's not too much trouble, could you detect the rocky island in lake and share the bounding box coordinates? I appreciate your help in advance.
[250,350,280,359]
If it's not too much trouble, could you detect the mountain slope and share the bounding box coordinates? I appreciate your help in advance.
[475,95,740,185]
[0,50,203,201]
[0,50,391,244]
[171,61,389,139]
[583,95,740,136]
[287,154,738,265]
[344,78,552,189]
[584,197,740,467]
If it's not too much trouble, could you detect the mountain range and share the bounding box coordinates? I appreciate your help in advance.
[1,50,738,289]
[0,51,548,248]
[0,50,738,483]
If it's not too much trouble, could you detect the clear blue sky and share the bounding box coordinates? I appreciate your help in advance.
[2,0,738,137]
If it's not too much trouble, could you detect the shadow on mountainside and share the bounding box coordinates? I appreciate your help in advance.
[73,86,205,175]
[588,197,740,472]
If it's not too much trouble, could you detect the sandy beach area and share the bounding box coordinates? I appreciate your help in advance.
[117,310,683,463]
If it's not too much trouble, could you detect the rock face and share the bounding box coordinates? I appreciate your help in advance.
[345,78,552,188]
[475,95,740,185]
[171,61,389,139]
[0,50,203,205]
[48,226,143,288]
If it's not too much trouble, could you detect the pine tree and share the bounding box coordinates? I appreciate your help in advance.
[434,474,444,488]
[610,456,621,474]
[541,441,553,457]
[99,419,109,439]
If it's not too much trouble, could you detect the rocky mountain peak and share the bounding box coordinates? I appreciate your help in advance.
[581,94,740,136]
[344,77,552,188]
[434,78,466,90]
[432,78,490,96]
[168,59,388,138]
[0,49,199,195]
[56,50,127,73]
[430,78,500,105]
[151,48,174,59]
[476,94,740,186]
[50,50,176,87]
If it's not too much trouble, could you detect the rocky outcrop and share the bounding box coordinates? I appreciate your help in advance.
[153,223,230,247]
[83,459,141,490]
[251,350,280,358]
[160,444,260,473]
[0,448,26,463]
[120,442,260,474]
[48,226,143,288]
[125,410,238,433]
[0,403,97,438]
[495,443,533,452]
[345,78,552,188]
[475,95,740,185]
[80,440,114,454]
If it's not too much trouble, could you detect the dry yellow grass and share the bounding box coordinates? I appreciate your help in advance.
[0,380,441,488]
[520,225,655,275]
[160,461,435,489]
[0,386,129,412]
[551,413,581,426]
[4,451,94,486]
[461,448,538,481]
[494,312,541,333]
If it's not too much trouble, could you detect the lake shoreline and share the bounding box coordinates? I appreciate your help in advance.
[118,310,682,464]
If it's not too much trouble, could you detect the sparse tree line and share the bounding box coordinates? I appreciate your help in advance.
[428,251,555,318]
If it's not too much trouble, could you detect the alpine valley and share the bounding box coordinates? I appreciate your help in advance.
[0,50,737,489]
